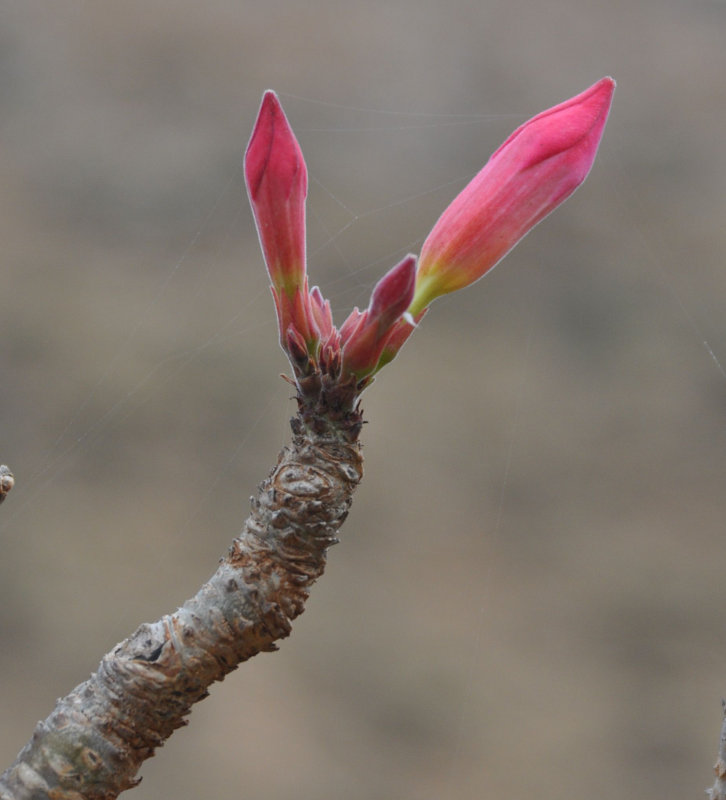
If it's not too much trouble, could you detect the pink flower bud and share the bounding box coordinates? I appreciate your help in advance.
[409,77,615,316]
[245,91,317,347]
[369,254,418,330]
[341,255,416,380]
[319,330,342,378]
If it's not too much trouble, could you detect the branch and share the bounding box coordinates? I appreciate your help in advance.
[707,701,726,800]
[0,409,362,800]
[0,79,615,799]
[0,465,14,504]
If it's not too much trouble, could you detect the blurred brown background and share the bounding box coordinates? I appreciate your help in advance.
[2,1,726,798]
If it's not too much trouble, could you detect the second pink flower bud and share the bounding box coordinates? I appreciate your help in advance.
[408,77,615,316]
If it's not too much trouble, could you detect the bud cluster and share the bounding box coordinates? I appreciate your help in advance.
[245,79,614,410]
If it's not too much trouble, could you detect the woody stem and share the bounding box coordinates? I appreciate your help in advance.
[0,407,363,800]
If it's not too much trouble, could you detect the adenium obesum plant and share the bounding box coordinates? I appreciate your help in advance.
[246,77,615,424]
[0,79,613,800]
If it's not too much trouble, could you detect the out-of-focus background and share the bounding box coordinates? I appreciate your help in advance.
[1,2,725,798]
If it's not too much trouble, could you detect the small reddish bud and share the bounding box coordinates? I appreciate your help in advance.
[309,285,334,341]
[285,325,313,374]
[339,307,365,345]
[369,254,417,330]
[319,339,342,379]
[341,255,416,380]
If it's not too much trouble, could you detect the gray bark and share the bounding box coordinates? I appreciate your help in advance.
[0,411,362,800]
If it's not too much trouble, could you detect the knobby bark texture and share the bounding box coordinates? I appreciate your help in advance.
[0,405,363,800]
